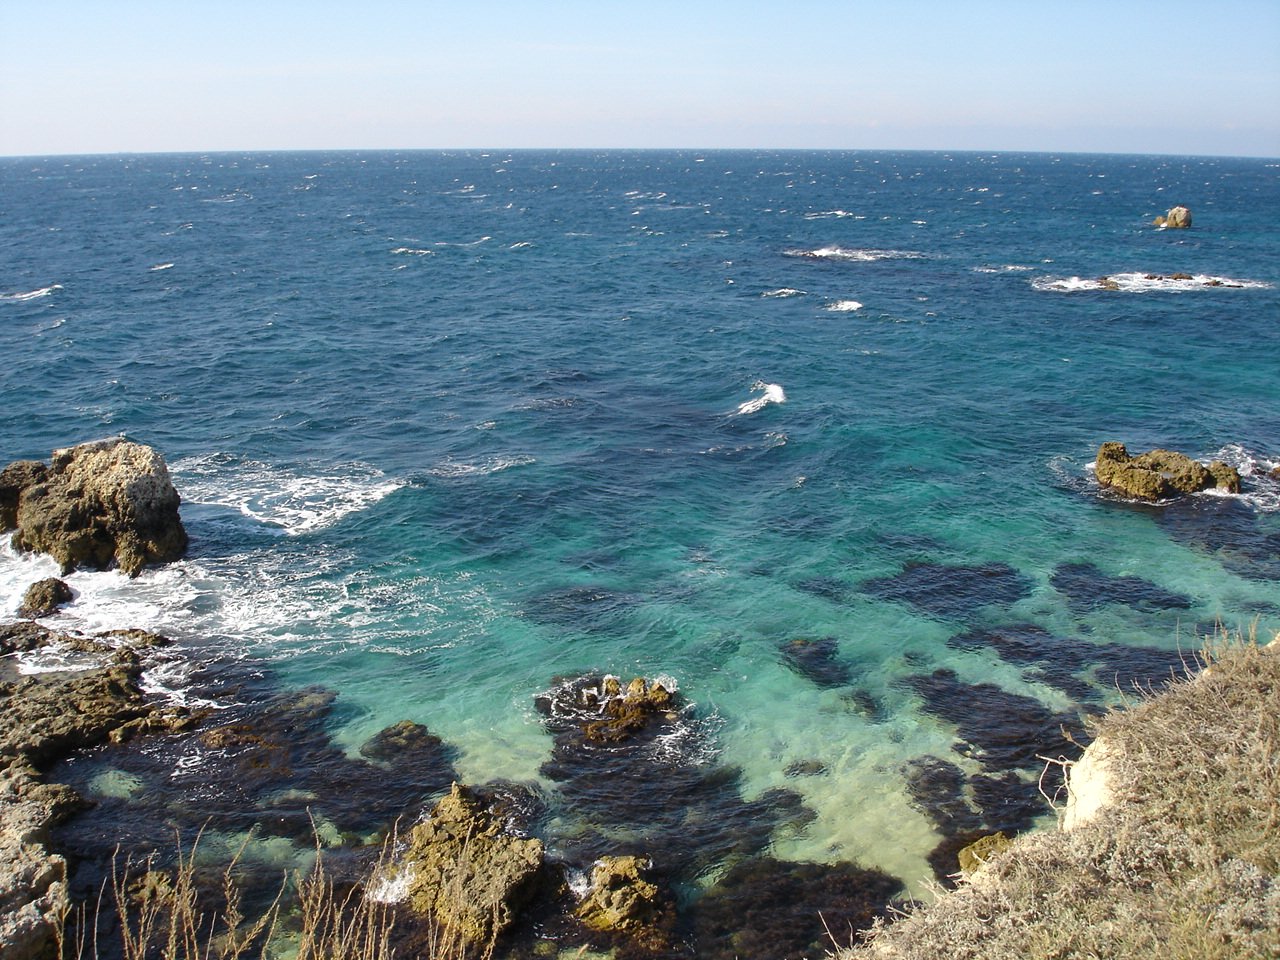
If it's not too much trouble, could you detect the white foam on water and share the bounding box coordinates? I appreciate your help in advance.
[391,247,433,256]
[784,246,926,262]
[761,288,806,298]
[173,454,403,535]
[1206,443,1280,512]
[1032,272,1270,293]
[149,262,175,272]
[427,455,536,479]
[0,284,62,302]
[802,210,864,220]
[825,299,863,312]
[974,264,1034,274]
[735,381,786,416]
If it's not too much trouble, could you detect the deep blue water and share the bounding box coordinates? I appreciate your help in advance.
[3,150,1279,894]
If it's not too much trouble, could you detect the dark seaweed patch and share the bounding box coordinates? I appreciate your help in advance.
[522,585,642,628]
[947,624,1187,701]
[905,669,1084,772]
[536,675,813,884]
[1050,562,1192,612]
[861,562,1033,620]
[1156,495,1280,582]
[779,636,855,688]
[691,857,902,960]
[903,756,982,834]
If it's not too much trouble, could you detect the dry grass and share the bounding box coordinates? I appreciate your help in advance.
[51,826,507,960]
[838,627,1280,960]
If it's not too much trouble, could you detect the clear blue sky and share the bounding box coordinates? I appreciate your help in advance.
[3,0,1278,157]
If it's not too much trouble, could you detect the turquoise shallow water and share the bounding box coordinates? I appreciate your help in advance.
[2,150,1279,897]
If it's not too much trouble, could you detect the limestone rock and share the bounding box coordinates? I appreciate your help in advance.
[403,783,546,945]
[9,438,187,576]
[1094,442,1241,501]
[575,855,675,951]
[17,580,73,620]
[1164,205,1192,228]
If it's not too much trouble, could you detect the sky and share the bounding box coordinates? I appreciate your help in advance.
[2,1,1278,158]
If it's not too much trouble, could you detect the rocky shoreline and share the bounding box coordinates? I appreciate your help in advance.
[1,438,1275,959]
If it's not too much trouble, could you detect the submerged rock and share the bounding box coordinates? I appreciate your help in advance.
[17,580,73,620]
[536,673,812,884]
[692,856,903,960]
[1051,562,1192,613]
[780,636,855,688]
[1094,441,1240,502]
[861,561,1032,620]
[402,783,547,946]
[7,439,187,576]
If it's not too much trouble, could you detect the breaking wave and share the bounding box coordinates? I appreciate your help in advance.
[1032,272,1270,293]
[736,381,786,416]
[1,284,62,302]
[784,247,926,262]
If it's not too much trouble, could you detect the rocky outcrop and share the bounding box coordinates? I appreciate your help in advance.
[5,439,187,577]
[17,580,73,620]
[402,783,546,946]
[1153,205,1191,228]
[574,855,675,951]
[1094,441,1241,501]
[0,623,191,960]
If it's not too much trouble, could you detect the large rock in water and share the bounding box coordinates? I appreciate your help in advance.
[1152,204,1192,228]
[1094,442,1240,501]
[574,855,676,951]
[7,439,187,577]
[402,783,546,945]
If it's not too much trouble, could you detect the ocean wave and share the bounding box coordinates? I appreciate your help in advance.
[391,247,434,256]
[973,264,1034,274]
[173,453,403,535]
[427,455,536,479]
[825,299,864,312]
[1032,272,1270,293]
[736,381,786,416]
[802,210,864,220]
[149,262,175,272]
[762,288,806,298]
[784,247,926,262]
[0,284,62,302]
[1206,444,1280,512]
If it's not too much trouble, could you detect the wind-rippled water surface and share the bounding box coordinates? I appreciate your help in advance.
[3,150,1278,894]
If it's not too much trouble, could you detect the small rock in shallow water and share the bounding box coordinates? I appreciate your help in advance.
[18,578,74,619]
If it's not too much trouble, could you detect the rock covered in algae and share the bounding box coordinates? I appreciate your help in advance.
[1094,441,1240,501]
[6,438,187,577]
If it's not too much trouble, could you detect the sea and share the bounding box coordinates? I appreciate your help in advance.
[2,150,1278,916]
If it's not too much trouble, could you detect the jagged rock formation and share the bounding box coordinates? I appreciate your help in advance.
[574,855,675,951]
[4,438,187,577]
[1094,441,1240,501]
[402,783,546,946]
[0,623,190,960]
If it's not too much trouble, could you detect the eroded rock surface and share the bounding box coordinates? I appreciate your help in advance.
[6,438,187,576]
[1094,441,1240,502]
[402,783,546,945]
[17,580,73,620]
[0,623,189,960]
